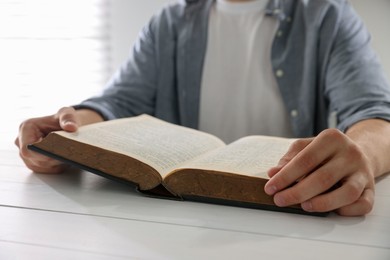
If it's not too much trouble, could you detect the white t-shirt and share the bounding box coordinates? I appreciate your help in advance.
[198,0,294,143]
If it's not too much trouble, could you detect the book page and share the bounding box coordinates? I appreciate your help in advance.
[55,115,225,177]
[175,136,295,179]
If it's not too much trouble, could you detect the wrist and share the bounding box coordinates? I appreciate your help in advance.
[346,119,389,178]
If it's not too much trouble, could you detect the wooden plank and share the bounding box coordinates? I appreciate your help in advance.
[1,206,389,260]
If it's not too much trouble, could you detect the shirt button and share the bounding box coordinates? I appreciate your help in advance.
[275,69,284,78]
[290,109,298,117]
[286,16,292,23]
[277,30,283,37]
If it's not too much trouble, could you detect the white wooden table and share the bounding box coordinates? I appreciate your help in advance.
[1,148,389,260]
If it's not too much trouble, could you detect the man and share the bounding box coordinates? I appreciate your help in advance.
[15,0,390,216]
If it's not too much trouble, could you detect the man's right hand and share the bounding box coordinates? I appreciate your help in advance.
[15,107,104,174]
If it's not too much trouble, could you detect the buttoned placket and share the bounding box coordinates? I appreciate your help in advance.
[265,0,301,133]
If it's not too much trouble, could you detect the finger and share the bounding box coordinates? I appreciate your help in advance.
[265,129,348,195]
[300,173,367,213]
[17,120,46,159]
[14,136,20,148]
[267,166,283,178]
[20,146,69,174]
[335,188,374,216]
[272,156,346,206]
[15,110,74,174]
[16,115,61,160]
[265,134,337,195]
[267,140,310,179]
[56,107,79,132]
[25,159,69,174]
[267,138,313,178]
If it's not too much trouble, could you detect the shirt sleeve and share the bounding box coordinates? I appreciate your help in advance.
[324,1,390,132]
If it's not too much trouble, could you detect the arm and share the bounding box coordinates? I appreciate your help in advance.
[264,2,390,216]
[15,107,104,174]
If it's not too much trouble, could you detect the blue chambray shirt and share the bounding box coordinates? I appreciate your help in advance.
[77,0,390,138]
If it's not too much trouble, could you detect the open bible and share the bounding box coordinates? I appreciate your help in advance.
[28,114,326,216]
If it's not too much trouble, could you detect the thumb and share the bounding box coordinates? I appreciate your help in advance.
[56,107,79,132]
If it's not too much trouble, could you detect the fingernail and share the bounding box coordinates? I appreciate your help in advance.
[265,185,277,195]
[63,121,77,129]
[274,194,285,207]
[302,201,312,211]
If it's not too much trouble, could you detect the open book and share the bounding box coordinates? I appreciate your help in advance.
[28,114,326,216]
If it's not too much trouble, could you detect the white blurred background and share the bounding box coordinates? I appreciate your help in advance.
[1,0,389,150]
